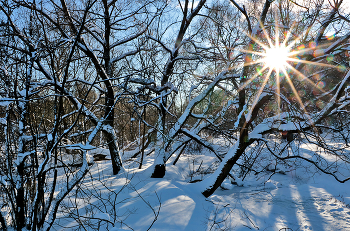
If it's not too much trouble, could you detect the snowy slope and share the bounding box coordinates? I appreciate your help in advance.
[53,142,350,231]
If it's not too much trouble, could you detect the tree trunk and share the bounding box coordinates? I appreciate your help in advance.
[103,86,123,175]
[151,164,166,178]
[0,212,6,231]
[151,121,166,178]
[16,162,25,231]
[103,128,123,175]
[201,140,252,197]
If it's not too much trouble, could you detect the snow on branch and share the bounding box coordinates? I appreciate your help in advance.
[180,128,222,160]
[262,139,350,183]
[312,70,350,123]
[110,49,143,64]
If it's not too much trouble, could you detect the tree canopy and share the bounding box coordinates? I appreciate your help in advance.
[0,0,349,229]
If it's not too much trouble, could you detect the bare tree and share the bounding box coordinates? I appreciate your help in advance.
[199,0,350,197]
[0,0,349,229]
[0,0,162,229]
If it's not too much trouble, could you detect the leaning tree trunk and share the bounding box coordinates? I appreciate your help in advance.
[200,139,252,197]
[199,0,275,198]
[150,0,207,178]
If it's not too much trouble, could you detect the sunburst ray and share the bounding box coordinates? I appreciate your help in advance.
[236,13,343,124]
[286,63,327,93]
[247,68,273,120]
[281,68,315,126]
[238,66,269,92]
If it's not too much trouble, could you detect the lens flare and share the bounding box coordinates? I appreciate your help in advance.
[239,16,342,122]
[263,45,290,70]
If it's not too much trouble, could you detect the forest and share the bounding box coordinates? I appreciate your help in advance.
[0,0,350,230]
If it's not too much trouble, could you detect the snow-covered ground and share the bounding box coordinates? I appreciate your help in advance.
[53,141,350,231]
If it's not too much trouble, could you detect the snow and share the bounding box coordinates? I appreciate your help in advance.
[0,98,13,107]
[48,134,350,231]
[64,143,96,151]
[209,176,350,231]
[0,118,6,125]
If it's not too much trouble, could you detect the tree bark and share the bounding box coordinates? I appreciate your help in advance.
[201,139,252,197]
[103,128,123,175]
[151,164,166,178]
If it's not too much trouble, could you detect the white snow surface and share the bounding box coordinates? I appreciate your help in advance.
[53,140,350,231]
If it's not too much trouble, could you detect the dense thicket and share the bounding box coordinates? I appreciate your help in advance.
[0,0,349,229]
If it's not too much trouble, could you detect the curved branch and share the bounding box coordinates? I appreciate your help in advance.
[229,0,252,34]
[263,139,350,183]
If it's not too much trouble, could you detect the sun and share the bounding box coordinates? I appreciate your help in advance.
[262,44,290,71]
[238,18,340,120]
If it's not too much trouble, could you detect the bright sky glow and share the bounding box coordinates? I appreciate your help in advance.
[263,45,290,71]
